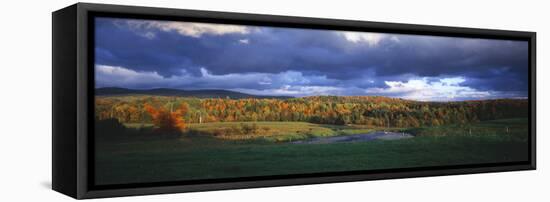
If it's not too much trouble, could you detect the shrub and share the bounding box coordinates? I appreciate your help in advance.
[144,103,187,133]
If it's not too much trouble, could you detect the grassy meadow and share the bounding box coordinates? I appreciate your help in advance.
[95,114,529,185]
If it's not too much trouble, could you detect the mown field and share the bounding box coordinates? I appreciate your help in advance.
[188,122,339,141]
[126,121,378,142]
[95,118,529,185]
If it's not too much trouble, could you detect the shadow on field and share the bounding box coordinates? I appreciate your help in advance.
[95,119,182,141]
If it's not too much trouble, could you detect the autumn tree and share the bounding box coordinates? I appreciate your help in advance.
[144,103,188,133]
[96,96,528,128]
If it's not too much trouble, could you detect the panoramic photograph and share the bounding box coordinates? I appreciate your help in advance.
[93,17,529,185]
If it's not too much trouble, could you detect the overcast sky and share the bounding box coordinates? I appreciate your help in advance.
[94,17,529,101]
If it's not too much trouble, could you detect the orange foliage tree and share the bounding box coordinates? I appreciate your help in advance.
[144,103,188,133]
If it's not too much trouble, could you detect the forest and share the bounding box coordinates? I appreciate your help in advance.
[95,95,528,133]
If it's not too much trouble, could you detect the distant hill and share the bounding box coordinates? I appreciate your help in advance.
[95,87,293,99]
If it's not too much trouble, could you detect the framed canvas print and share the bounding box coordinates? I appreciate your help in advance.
[52,3,536,199]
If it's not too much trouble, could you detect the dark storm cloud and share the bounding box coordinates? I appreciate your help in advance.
[94,17,529,100]
[369,36,528,91]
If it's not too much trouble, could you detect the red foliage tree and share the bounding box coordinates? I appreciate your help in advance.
[144,103,187,133]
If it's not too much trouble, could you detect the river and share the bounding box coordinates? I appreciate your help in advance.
[291,131,414,144]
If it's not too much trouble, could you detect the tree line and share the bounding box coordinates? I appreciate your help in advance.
[95,95,528,130]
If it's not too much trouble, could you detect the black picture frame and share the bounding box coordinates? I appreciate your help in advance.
[52,2,536,199]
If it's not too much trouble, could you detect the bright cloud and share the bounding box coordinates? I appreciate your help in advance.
[366,77,491,101]
[238,39,250,44]
[95,65,339,95]
[119,20,251,38]
[338,31,388,46]
[95,65,165,87]
[235,85,351,97]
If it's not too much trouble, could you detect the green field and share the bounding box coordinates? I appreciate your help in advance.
[189,122,379,141]
[125,121,379,142]
[95,118,528,185]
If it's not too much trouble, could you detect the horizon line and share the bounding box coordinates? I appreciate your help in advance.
[95,86,528,102]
